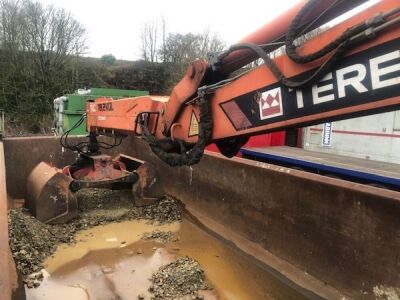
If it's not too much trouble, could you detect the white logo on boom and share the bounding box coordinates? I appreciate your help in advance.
[259,87,283,120]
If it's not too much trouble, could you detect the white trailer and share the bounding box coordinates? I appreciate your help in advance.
[303,111,400,164]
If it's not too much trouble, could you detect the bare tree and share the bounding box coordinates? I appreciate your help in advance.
[160,31,225,66]
[0,0,87,126]
[140,20,158,63]
[0,0,25,63]
[21,1,86,79]
[160,16,167,63]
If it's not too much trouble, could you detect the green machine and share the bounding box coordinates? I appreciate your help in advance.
[54,88,149,135]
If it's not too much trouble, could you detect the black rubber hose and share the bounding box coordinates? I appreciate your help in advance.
[141,94,212,167]
[285,0,384,64]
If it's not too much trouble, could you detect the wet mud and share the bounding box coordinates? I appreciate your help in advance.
[26,219,306,300]
[8,189,182,286]
[9,188,307,299]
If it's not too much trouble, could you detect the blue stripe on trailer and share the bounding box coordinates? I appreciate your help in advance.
[240,148,400,187]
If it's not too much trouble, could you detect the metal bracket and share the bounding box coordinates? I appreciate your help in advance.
[134,112,160,135]
[69,172,139,192]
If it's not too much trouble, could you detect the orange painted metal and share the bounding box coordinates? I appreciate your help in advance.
[206,0,400,141]
[219,0,368,75]
[86,96,165,135]
[163,60,209,133]
[86,0,400,146]
[86,60,208,139]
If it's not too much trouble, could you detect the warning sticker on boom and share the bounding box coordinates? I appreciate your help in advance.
[189,111,199,137]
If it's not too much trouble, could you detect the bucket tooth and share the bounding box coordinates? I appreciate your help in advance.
[132,162,164,206]
[25,162,78,224]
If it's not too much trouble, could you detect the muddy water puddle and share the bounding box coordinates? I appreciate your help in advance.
[26,219,307,300]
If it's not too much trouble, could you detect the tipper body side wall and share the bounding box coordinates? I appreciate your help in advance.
[2,136,400,298]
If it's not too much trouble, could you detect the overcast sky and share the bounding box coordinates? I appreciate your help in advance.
[36,0,302,60]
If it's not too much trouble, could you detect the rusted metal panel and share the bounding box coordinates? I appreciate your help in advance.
[2,136,400,298]
[0,141,17,300]
[177,157,400,298]
[126,139,400,298]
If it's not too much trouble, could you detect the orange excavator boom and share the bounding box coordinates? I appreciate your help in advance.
[86,0,400,160]
[26,0,400,223]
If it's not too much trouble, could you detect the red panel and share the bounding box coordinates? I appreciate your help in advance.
[205,143,220,153]
[270,132,286,146]
[206,131,286,155]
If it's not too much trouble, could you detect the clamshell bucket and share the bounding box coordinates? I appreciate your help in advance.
[25,162,78,224]
[25,155,165,224]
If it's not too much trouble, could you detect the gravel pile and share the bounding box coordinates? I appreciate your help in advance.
[8,209,74,276]
[140,196,183,225]
[149,257,212,300]
[142,230,173,243]
[77,189,183,225]
[8,189,183,288]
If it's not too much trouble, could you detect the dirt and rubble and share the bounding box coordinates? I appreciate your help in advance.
[149,257,213,300]
[142,230,174,243]
[8,189,183,288]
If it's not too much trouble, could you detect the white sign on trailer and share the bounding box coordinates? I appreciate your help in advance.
[322,122,333,147]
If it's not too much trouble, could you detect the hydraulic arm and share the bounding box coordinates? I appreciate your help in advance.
[86,0,400,162]
[25,0,400,223]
